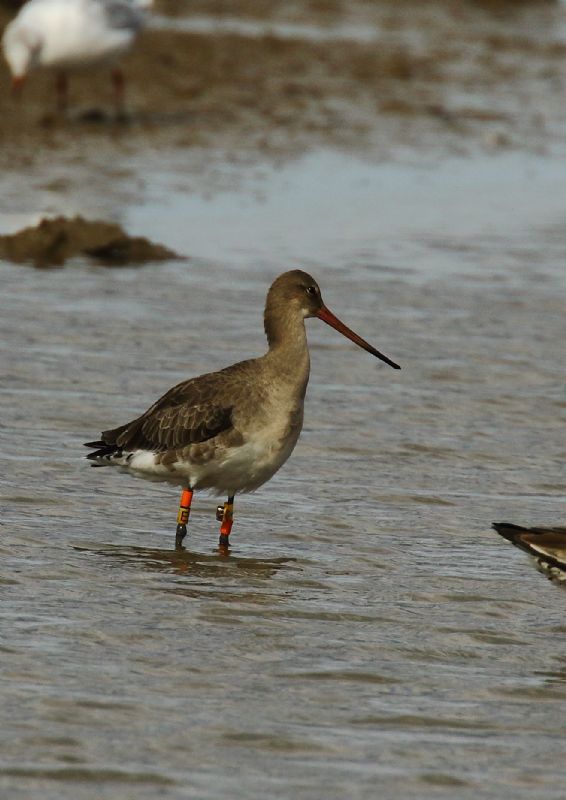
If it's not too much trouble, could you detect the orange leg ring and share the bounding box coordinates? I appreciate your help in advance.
[177,488,194,526]
[175,487,194,547]
[220,504,233,536]
[217,496,234,548]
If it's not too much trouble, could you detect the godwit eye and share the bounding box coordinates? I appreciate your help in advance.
[306,285,318,296]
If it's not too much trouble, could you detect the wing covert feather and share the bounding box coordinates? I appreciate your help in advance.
[106,360,262,452]
[138,402,233,450]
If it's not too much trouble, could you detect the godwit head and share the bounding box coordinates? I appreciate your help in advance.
[264,269,400,368]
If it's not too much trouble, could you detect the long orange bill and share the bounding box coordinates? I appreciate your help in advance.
[317,305,401,369]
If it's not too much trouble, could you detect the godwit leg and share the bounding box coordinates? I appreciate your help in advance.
[216,495,234,550]
[111,67,126,118]
[56,72,68,114]
[175,487,194,548]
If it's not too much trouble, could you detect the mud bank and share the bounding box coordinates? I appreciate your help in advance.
[0,0,565,165]
[0,215,181,266]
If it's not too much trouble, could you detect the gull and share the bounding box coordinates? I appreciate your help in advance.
[2,0,150,113]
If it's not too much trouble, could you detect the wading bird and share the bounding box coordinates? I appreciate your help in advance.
[2,0,149,114]
[493,522,566,584]
[85,270,400,550]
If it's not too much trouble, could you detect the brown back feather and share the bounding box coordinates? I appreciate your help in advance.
[95,360,264,453]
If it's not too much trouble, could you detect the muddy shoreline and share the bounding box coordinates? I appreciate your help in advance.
[0,1,565,168]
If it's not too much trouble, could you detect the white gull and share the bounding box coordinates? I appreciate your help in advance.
[2,0,150,113]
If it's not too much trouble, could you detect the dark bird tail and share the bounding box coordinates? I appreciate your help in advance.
[84,439,122,464]
[491,522,524,543]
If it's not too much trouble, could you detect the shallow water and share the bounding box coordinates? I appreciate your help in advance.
[2,0,566,794]
[1,142,565,799]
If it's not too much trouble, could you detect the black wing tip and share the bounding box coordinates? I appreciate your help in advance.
[84,440,105,448]
[492,522,531,545]
[85,444,121,461]
[492,522,522,533]
[491,522,528,539]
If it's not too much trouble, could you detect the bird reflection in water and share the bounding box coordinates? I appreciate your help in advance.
[72,542,295,581]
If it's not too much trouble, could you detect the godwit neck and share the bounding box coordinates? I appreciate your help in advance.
[263,271,315,393]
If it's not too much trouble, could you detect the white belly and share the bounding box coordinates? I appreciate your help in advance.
[120,406,304,495]
[194,423,302,493]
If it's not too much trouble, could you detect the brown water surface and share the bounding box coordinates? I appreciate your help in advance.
[1,2,566,798]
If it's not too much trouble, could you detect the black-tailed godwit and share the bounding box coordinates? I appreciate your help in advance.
[85,270,400,549]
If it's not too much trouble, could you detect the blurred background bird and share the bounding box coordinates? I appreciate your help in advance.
[1,0,151,114]
[493,523,566,585]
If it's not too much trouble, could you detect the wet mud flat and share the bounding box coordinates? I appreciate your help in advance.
[0,0,565,169]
